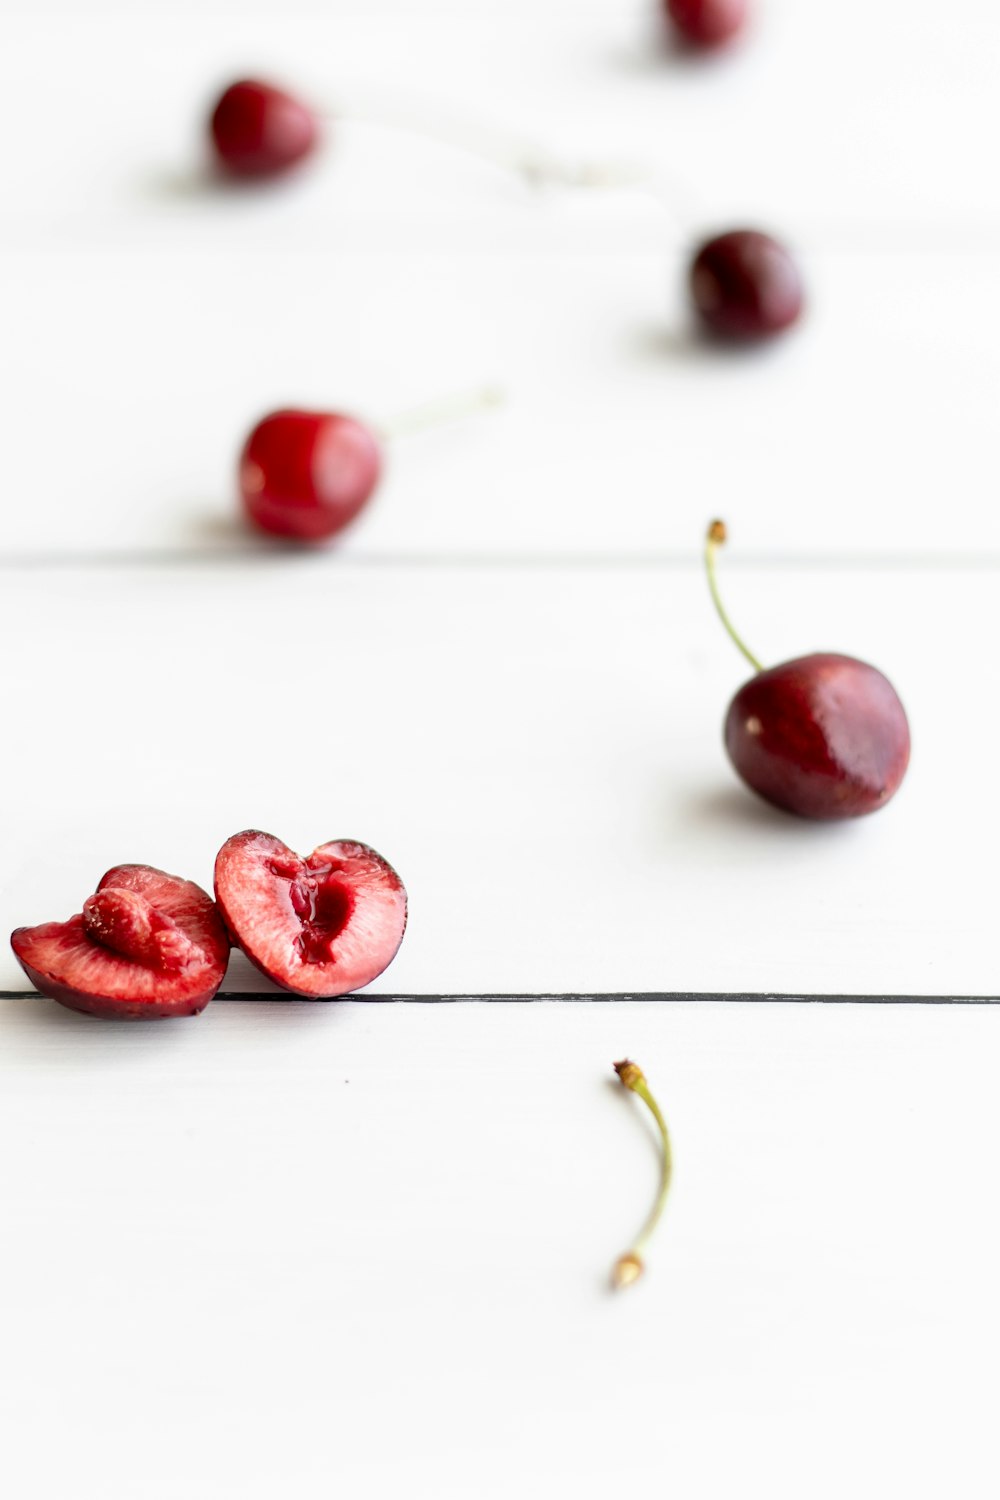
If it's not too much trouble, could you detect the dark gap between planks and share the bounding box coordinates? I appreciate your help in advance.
[0,991,997,1004]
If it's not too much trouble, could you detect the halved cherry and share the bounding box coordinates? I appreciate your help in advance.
[11,865,230,1019]
[214,831,407,997]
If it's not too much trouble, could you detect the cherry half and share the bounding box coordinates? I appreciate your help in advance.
[705,522,911,820]
[665,0,748,49]
[215,830,407,997]
[11,865,231,1019]
[209,79,319,180]
[690,230,803,341]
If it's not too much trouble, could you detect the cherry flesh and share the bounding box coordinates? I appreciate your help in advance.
[706,523,910,820]
[239,409,383,543]
[214,830,407,997]
[209,79,319,180]
[666,0,748,48]
[10,865,230,1019]
[690,230,803,341]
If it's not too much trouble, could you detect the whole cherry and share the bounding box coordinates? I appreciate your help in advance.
[238,387,500,543]
[690,230,803,340]
[705,522,911,820]
[206,77,642,188]
[665,0,748,49]
[240,410,381,543]
[210,79,319,179]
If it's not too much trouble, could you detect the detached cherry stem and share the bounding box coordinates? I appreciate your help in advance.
[705,519,765,674]
[376,385,505,443]
[611,1060,673,1291]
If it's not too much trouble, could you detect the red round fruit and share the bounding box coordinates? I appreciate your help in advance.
[666,0,747,48]
[209,79,318,180]
[724,653,911,819]
[10,865,231,1019]
[690,230,803,340]
[239,409,383,542]
[215,830,407,998]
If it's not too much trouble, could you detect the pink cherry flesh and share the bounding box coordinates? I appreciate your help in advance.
[209,79,319,180]
[725,654,911,820]
[690,230,803,340]
[10,865,230,1019]
[666,0,748,48]
[239,409,383,543]
[214,831,407,998]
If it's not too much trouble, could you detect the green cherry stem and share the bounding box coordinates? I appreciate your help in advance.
[377,384,505,442]
[705,519,765,674]
[610,1060,673,1291]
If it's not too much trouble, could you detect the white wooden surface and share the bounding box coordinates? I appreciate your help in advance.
[3,1001,1000,1500]
[3,2,999,1496]
[0,561,994,997]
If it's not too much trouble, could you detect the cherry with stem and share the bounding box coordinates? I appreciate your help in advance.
[705,521,911,820]
[208,78,644,190]
[239,384,503,543]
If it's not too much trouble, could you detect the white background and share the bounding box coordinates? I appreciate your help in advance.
[2,2,1000,1497]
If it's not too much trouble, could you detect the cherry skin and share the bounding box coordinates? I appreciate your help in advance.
[725,654,911,820]
[666,0,748,48]
[239,410,383,542]
[690,230,803,341]
[209,79,319,180]
[705,523,910,820]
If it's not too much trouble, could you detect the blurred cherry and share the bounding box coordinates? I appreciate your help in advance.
[237,388,502,544]
[240,410,380,542]
[666,0,747,49]
[690,230,803,341]
[209,79,319,179]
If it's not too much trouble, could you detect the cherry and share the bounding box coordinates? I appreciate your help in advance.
[689,230,803,341]
[10,865,230,1019]
[214,831,407,997]
[705,522,911,820]
[240,409,382,543]
[206,77,645,189]
[209,79,319,180]
[665,0,748,49]
[238,387,501,544]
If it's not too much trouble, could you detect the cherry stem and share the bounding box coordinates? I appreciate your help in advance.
[704,520,765,674]
[610,1059,673,1291]
[322,100,646,190]
[378,384,505,442]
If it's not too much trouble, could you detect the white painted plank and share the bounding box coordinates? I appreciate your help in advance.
[3,2,998,245]
[1,244,998,560]
[1,562,992,997]
[2,999,998,1499]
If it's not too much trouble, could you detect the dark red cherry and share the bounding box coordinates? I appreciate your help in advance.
[239,410,382,542]
[209,79,319,180]
[705,522,910,821]
[666,0,747,48]
[725,654,911,819]
[690,230,803,340]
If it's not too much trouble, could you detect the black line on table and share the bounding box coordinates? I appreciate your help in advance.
[3,550,1000,572]
[1,991,997,1004]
